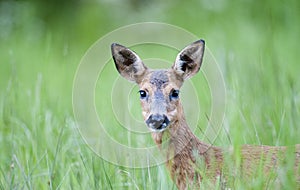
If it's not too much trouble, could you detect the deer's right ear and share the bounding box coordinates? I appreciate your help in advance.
[111,43,148,83]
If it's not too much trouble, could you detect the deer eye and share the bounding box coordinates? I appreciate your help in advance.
[139,90,147,99]
[170,89,179,100]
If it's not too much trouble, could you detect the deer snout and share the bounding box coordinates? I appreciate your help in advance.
[146,114,170,132]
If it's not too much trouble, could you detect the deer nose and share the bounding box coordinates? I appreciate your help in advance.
[146,114,170,131]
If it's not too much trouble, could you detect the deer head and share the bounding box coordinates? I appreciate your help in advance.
[111,40,205,132]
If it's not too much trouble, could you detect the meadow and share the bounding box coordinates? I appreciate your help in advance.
[0,0,299,189]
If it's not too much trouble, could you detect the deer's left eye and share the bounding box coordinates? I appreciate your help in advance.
[170,89,179,100]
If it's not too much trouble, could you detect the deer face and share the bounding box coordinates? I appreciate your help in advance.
[137,70,182,132]
[111,40,205,132]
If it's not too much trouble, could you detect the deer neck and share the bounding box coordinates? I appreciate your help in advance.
[150,98,219,157]
[150,104,224,189]
[151,110,210,154]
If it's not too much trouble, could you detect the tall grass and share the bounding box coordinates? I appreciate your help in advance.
[1,0,299,189]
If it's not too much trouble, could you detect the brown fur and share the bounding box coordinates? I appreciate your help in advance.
[152,108,300,189]
[153,117,224,189]
[111,40,300,189]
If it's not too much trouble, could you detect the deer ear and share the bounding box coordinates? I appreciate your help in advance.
[111,43,148,83]
[172,40,205,80]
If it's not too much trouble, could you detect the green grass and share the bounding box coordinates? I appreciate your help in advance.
[1,0,300,189]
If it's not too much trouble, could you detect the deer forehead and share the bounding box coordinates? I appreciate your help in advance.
[140,70,183,91]
[149,70,169,88]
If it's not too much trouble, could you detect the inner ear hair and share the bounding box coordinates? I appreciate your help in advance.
[179,53,194,72]
[117,49,137,66]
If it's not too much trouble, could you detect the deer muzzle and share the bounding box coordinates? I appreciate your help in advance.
[146,114,170,132]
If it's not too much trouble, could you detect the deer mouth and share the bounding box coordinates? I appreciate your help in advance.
[146,114,170,132]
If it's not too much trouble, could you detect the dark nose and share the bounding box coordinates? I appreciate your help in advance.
[146,114,170,131]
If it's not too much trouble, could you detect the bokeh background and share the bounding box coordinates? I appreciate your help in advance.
[1,0,299,189]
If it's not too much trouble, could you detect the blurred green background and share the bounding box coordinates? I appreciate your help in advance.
[1,0,299,189]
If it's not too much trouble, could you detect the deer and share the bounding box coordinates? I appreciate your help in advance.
[111,40,300,189]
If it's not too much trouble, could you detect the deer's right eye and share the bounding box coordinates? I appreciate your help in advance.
[139,90,147,99]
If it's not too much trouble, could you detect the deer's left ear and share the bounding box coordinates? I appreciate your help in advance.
[172,40,205,80]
